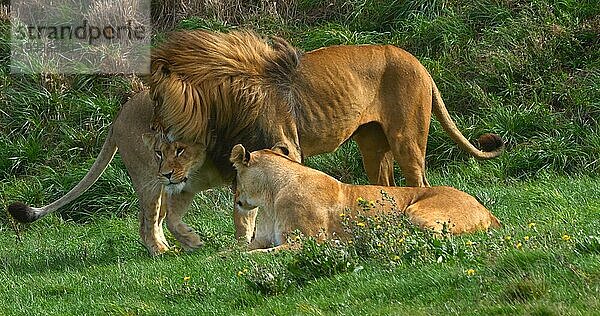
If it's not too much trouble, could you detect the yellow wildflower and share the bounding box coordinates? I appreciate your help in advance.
[393,255,400,261]
[466,269,476,276]
[504,235,512,241]
[516,242,522,249]
[348,240,353,244]
[183,276,191,282]
[357,222,365,227]
[528,222,536,229]
[524,235,530,241]
[465,240,475,246]
[237,269,248,277]
[357,197,365,203]
[398,238,405,243]
[562,234,571,241]
[339,213,346,217]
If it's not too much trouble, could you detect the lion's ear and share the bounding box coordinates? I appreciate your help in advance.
[152,58,171,77]
[271,142,290,157]
[230,144,251,166]
[142,133,157,150]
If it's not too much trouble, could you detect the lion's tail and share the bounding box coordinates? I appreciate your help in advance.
[431,79,504,160]
[8,127,118,223]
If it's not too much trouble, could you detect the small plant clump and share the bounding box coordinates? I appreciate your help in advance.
[162,275,218,302]
[238,232,358,295]
[342,191,473,265]
[240,259,294,296]
[286,232,358,283]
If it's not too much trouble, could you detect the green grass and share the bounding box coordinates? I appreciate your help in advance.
[1,175,598,315]
[1,0,600,314]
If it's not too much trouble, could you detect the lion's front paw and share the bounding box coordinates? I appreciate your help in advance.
[141,229,171,256]
[168,222,204,251]
[178,232,204,251]
[145,240,170,256]
[246,245,284,254]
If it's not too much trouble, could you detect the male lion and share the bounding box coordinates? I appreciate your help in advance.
[230,144,501,252]
[151,30,504,187]
[150,30,504,242]
[7,91,228,255]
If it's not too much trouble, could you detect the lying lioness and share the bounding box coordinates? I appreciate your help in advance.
[230,144,501,251]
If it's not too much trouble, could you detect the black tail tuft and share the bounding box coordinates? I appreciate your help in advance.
[8,202,41,223]
[477,133,504,152]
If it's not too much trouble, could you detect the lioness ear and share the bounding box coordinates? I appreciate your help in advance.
[230,144,251,166]
[271,142,290,157]
[141,133,156,150]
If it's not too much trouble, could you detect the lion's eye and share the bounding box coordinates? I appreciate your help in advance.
[155,151,162,159]
[176,148,185,156]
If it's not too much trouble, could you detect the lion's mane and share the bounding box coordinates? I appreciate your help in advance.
[150,30,301,175]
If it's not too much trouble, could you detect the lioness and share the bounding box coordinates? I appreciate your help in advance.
[151,30,504,242]
[230,144,501,251]
[7,91,228,255]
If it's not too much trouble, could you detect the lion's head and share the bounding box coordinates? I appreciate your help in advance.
[142,132,206,194]
[150,30,302,176]
[230,143,291,213]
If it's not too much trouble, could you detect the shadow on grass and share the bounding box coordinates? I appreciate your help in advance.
[0,232,151,275]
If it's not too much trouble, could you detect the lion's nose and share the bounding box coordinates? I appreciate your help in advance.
[162,171,174,180]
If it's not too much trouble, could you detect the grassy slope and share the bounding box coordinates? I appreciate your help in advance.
[1,1,600,314]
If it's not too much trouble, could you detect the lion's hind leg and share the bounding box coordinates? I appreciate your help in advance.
[404,202,448,233]
[386,131,430,187]
[353,122,396,186]
[380,75,432,187]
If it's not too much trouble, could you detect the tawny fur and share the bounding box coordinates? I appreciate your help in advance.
[230,144,501,251]
[7,91,229,256]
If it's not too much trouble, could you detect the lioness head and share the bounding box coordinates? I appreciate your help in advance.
[230,143,290,213]
[142,133,206,194]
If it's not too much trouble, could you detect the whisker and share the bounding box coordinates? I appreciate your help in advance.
[141,177,163,193]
